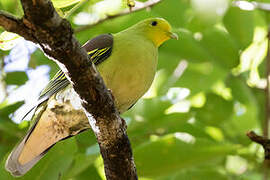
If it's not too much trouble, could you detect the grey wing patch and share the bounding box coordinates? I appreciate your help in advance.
[83,34,113,66]
[82,34,113,52]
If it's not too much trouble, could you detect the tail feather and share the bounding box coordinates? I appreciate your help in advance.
[5,97,89,177]
[5,129,48,177]
[5,109,69,176]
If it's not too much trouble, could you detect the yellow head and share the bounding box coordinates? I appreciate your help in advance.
[132,18,178,47]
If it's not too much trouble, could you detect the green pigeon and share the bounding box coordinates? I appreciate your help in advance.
[5,17,178,176]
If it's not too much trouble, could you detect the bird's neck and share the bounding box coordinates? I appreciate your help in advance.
[115,29,158,48]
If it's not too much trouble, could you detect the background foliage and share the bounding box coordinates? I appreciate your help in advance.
[0,0,269,179]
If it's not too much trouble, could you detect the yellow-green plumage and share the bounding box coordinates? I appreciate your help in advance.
[99,29,158,112]
[5,18,178,176]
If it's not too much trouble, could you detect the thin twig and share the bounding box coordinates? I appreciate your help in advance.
[75,0,162,33]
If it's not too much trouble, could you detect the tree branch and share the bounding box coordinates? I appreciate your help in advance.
[0,0,137,179]
[0,11,36,42]
[75,0,162,33]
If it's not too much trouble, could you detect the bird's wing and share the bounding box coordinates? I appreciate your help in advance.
[21,34,113,121]
[38,33,113,104]
[5,34,113,177]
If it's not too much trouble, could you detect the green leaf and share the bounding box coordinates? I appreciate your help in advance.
[225,76,259,140]
[174,62,227,96]
[223,7,254,49]
[160,168,228,180]
[0,0,23,16]
[30,49,58,79]
[63,151,99,178]
[0,101,24,117]
[73,164,102,180]
[152,0,190,28]
[0,101,25,138]
[200,28,240,69]
[161,31,213,64]
[194,93,233,126]
[134,134,237,177]
[5,71,28,85]
[125,97,213,146]
[64,131,99,178]
[0,31,22,51]
[75,130,97,153]
[232,11,268,88]
[188,0,228,32]
[52,0,81,8]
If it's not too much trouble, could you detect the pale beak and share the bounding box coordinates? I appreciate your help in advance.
[168,32,178,40]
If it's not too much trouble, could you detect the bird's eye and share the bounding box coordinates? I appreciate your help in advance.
[151,21,157,26]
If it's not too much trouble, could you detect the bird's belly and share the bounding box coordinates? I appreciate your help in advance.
[107,67,154,112]
[98,43,158,113]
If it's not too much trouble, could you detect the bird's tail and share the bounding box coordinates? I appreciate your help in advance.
[5,97,90,177]
[4,108,63,177]
[5,121,51,177]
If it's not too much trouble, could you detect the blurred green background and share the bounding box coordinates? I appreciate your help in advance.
[0,0,270,179]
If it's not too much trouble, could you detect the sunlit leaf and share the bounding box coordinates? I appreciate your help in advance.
[127,0,135,8]
[232,11,268,88]
[0,31,22,51]
[0,101,24,118]
[52,0,81,8]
